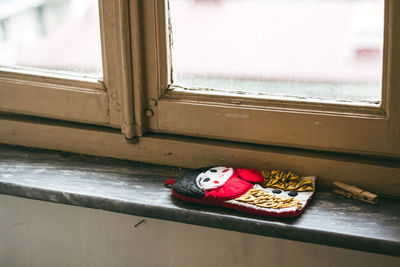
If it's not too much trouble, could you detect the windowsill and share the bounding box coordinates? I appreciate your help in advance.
[0,144,399,257]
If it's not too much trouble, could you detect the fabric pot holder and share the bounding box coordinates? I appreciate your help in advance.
[165,166,316,218]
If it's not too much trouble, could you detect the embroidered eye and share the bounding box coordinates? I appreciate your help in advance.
[203,178,210,182]
[210,169,217,173]
[272,189,282,194]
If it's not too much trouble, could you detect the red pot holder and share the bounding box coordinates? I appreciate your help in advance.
[165,167,316,218]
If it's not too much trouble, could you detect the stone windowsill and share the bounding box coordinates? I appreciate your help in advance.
[0,144,399,257]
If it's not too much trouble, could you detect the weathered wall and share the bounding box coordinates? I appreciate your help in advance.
[0,194,398,267]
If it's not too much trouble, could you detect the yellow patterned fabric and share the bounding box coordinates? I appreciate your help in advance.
[235,188,303,209]
[261,170,314,191]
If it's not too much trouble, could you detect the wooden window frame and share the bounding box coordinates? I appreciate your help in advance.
[0,0,134,134]
[138,0,400,159]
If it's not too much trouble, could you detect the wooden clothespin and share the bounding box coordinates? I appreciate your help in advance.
[333,181,379,205]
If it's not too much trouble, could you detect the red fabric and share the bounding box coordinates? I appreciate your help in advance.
[171,168,264,205]
[172,190,221,206]
[203,168,264,201]
[204,176,253,201]
[164,179,176,186]
[172,188,314,218]
[170,167,311,218]
[237,168,265,183]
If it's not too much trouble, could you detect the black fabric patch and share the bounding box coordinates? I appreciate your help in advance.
[272,189,282,194]
[173,167,211,199]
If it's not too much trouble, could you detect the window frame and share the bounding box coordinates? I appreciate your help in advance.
[137,0,400,159]
[0,67,109,125]
[0,0,135,133]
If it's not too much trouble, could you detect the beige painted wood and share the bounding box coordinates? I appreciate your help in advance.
[165,87,385,116]
[0,67,104,89]
[0,72,109,125]
[157,100,396,158]
[1,0,137,131]
[99,0,135,132]
[1,115,399,196]
[137,0,169,132]
[129,0,147,136]
[1,195,399,267]
[141,0,400,158]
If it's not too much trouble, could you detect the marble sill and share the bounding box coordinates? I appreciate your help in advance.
[0,144,399,257]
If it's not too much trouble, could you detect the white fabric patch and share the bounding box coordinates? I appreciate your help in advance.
[225,176,316,214]
[195,167,234,190]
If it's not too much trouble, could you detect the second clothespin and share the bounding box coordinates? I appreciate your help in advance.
[333,181,379,205]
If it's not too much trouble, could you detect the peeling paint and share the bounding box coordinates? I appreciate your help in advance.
[170,85,380,106]
[167,0,175,86]
[225,113,249,119]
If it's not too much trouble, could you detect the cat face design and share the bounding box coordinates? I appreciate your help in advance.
[195,167,234,190]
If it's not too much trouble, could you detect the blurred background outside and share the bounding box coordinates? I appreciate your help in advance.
[0,0,101,78]
[170,0,384,103]
[0,0,384,103]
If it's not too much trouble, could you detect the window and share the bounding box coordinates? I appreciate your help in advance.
[170,0,383,104]
[0,0,399,196]
[137,0,400,158]
[0,0,133,130]
[0,0,102,77]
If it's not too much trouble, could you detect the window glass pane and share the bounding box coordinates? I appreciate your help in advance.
[0,0,102,78]
[169,0,384,104]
